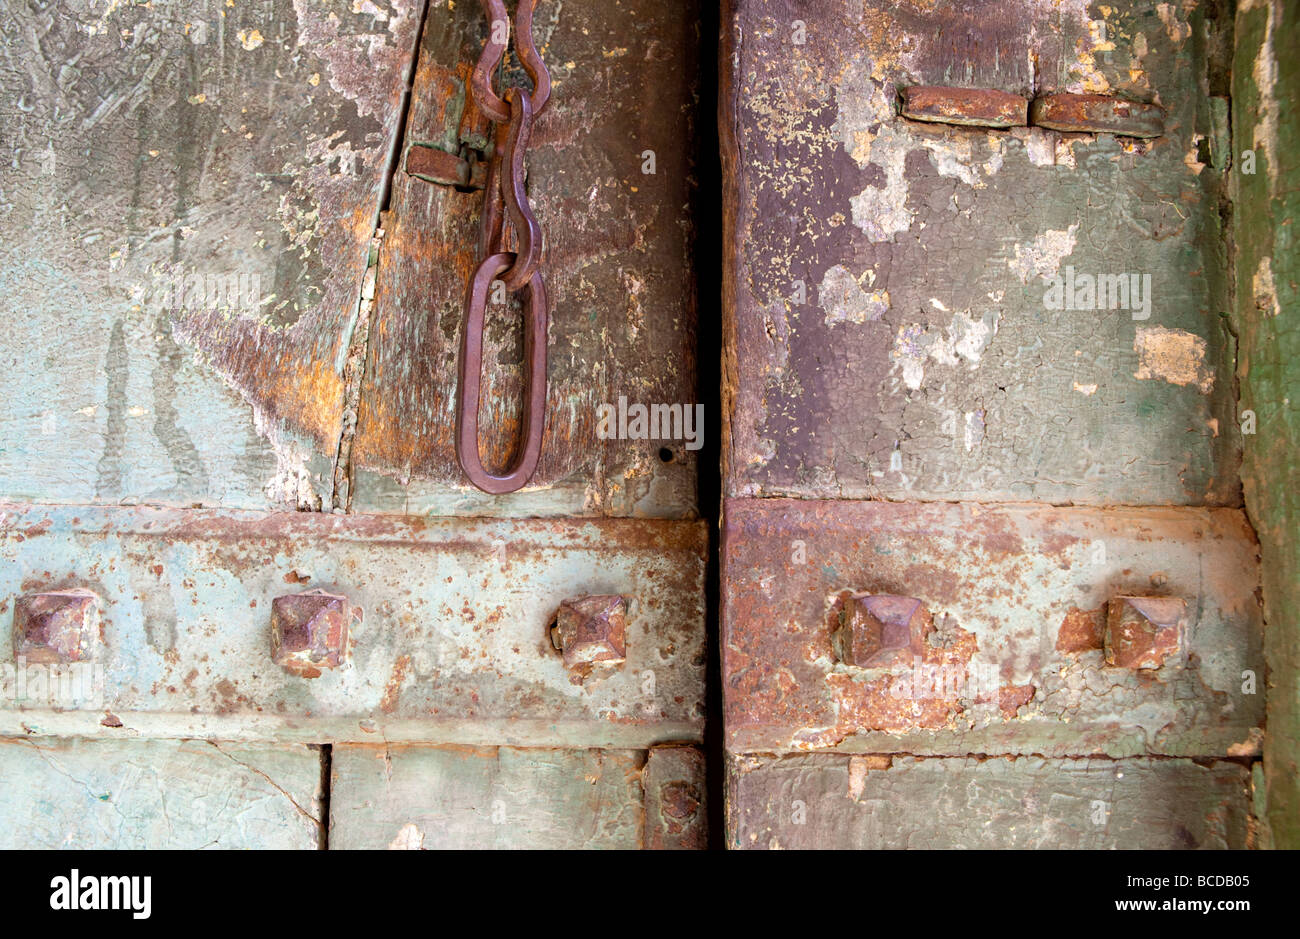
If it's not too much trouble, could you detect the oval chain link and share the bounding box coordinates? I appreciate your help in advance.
[456,0,551,494]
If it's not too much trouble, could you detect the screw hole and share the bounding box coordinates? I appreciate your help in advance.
[658,447,674,463]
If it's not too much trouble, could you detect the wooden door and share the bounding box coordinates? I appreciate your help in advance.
[0,0,707,849]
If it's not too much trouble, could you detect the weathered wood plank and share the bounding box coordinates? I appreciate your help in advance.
[0,0,420,508]
[349,0,702,517]
[722,0,1238,505]
[329,744,644,849]
[1232,0,1300,848]
[0,737,322,848]
[728,753,1253,850]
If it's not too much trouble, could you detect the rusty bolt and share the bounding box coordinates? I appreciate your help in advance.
[271,589,356,678]
[644,746,706,849]
[834,594,928,668]
[551,595,626,668]
[1104,596,1186,669]
[1029,94,1165,138]
[660,781,701,831]
[13,589,100,664]
[900,86,1028,128]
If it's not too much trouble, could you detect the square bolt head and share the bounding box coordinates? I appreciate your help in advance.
[13,589,100,664]
[552,595,626,668]
[271,589,356,678]
[835,594,928,668]
[1104,596,1186,669]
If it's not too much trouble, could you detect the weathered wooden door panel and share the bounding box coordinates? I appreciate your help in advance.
[727,754,1252,850]
[1232,0,1300,848]
[348,0,702,518]
[0,738,324,849]
[0,0,420,510]
[330,744,704,849]
[721,0,1260,848]
[1,0,710,849]
[723,0,1236,506]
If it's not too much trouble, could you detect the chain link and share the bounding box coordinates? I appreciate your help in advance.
[456,0,551,494]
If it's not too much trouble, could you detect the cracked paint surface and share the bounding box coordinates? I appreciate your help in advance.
[722,0,1239,504]
[349,0,703,518]
[0,738,322,849]
[728,753,1252,849]
[722,499,1263,757]
[1233,0,1300,848]
[0,0,421,509]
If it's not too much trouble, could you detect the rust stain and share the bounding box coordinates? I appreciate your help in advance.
[1056,606,1105,653]
[380,654,413,714]
[998,683,1036,719]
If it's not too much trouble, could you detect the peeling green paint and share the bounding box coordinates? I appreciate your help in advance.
[1232,0,1300,849]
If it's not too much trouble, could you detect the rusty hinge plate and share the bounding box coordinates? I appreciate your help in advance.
[723,499,1263,757]
[0,504,706,747]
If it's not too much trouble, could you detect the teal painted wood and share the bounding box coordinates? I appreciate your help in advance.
[0,503,707,747]
[329,745,645,849]
[0,738,322,849]
[728,754,1252,849]
[0,0,421,509]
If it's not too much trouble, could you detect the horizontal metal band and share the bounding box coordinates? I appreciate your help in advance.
[723,498,1263,757]
[0,504,707,747]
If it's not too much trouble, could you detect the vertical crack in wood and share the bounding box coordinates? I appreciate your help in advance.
[330,0,433,512]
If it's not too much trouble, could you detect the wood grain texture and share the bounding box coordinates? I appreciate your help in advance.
[349,0,702,517]
[722,0,1238,505]
[0,0,420,508]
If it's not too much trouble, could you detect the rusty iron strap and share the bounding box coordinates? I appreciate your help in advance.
[457,0,551,493]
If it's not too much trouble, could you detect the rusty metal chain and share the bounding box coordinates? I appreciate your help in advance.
[456,0,550,494]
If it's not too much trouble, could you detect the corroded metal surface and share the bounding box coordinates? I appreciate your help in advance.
[0,503,707,746]
[1104,596,1187,669]
[350,0,701,517]
[552,594,628,671]
[407,144,485,189]
[721,0,1237,505]
[722,499,1263,756]
[13,589,100,664]
[0,0,421,509]
[270,590,357,678]
[1031,93,1166,137]
[727,754,1252,850]
[644,745,707,850]
[900,86,1027,128]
